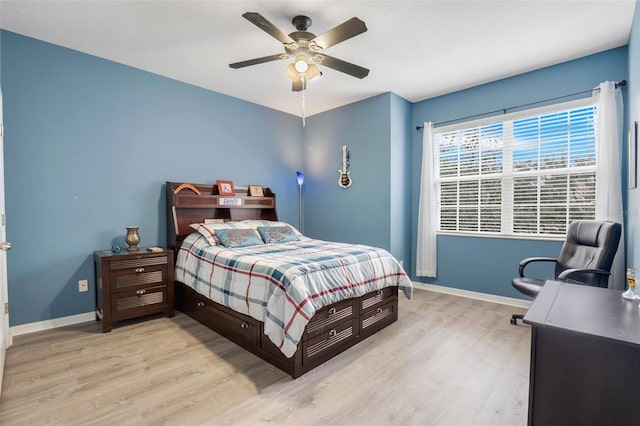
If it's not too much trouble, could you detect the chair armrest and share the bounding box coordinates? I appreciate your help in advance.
[519,257,557,277]
[557,268,611,281]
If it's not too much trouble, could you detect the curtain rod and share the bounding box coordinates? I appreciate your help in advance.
[416,80,626,131]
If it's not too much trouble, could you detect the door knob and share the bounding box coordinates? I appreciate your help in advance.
[0,242,11,252]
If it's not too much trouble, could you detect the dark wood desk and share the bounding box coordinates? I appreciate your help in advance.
[524,280,640,426]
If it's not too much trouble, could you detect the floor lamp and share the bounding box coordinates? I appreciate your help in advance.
[297,171,304,232]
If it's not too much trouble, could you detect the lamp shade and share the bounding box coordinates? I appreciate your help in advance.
[285,63,299,81]
[296,171,305,186]
[306,64,322,81]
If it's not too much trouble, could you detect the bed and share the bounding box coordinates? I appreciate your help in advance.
[166,181,412,378]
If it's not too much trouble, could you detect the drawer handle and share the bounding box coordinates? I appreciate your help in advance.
[329,329,337,337]
[196,301,205,307]
[376,307,383,314]
[328,307,336,315]
[240,322,249,329]
[136,289,146,296]
[377,289,384,296]
[135,267,145,273]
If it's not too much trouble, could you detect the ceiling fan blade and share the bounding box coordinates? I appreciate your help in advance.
[315,54,369,79]
[309,17,367,50]
[242,12,296,45]
[229,53,288,69]
[292,79,307,92]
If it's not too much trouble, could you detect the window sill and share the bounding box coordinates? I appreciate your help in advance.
[436,231,565,242]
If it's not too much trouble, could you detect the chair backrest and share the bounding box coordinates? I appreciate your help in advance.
[555,220,621,287]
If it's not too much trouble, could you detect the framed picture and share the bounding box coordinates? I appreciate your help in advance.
[217,180,235,196]
[629,121,637,189]
[248,185,264,197]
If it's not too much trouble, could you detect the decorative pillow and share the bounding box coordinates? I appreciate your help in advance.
[257,226,300,244]
[190,221,252,245]
[190,223,223,246]
[214,228,265,248]
[235,220,304,236]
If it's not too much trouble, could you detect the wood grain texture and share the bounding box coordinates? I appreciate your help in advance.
[0,289,530,425]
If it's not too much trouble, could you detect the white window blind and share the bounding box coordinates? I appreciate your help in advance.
[435,99,597,237]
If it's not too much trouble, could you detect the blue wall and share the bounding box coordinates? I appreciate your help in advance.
[1,31,304,326]
[411,47,629,298]
[390,93,412,273]
[303,92,412,268]
[304,94,391,246]
[627,3,640,270]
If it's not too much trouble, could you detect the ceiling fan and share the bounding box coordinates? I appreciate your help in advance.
[229,12,369,91]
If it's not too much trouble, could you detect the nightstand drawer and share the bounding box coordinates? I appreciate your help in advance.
[111,265,166,293]
[109,255,168,271]
[111,285,168,319]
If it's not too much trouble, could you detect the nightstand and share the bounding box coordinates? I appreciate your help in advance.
[94,248,174,332]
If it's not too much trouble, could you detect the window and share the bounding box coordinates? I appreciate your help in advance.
[435,99,597,237]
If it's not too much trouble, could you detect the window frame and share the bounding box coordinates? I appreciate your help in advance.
[433,97,597,241]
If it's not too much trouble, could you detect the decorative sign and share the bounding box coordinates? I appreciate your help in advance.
[338,145,352,188]
[219,197,243,206]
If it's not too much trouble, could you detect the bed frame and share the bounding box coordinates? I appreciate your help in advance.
[166,181,399,378]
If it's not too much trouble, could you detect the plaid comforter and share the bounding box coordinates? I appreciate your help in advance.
[176,233,413,358]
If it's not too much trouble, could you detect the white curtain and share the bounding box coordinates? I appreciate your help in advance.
[594,81,624,290]
[416,122,437,277]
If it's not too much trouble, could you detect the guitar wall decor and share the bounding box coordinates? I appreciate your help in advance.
[338,145,352,189]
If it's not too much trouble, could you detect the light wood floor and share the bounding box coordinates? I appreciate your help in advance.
[0,289,530,425]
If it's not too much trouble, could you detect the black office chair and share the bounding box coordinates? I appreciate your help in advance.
[510,220,622,325]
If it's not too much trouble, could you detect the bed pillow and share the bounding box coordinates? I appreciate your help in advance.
[214,228,265,248]
[257,226,300,244]
[190,223,224,245]
[189,221,251,245]
[191,220,305,246]
[233,220,304,236]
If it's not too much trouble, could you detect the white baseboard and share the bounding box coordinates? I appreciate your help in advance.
[413,282,532,309]
[10,312,95,338]
[7,285,529,338]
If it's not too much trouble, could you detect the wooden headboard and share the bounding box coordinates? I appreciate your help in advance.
[165,181,278,252]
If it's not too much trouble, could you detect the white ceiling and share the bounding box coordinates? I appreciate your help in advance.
[0,1,636,117]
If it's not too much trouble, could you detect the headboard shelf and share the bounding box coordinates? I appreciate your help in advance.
[173,195,275,209]
[166,181,278,252]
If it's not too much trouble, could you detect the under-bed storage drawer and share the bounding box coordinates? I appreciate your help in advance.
[361,300,398,337]
[360,286,398,339]
[302,318,357,363]
[304,299,356,340]
[193,294,259,351]
[361,287,397,312]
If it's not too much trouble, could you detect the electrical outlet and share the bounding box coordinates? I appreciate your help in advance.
[78,280,89,292]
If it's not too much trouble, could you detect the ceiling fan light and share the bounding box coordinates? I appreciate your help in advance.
[285,63,300,81]
[294,55,309,73]
[306,64,321,81]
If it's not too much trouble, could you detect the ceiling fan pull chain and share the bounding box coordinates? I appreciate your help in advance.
[302,75,306,127]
